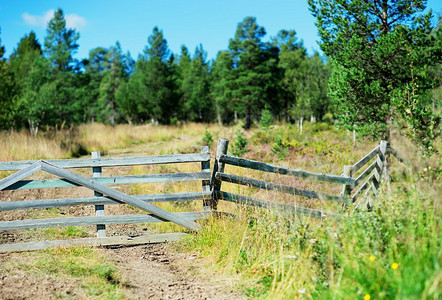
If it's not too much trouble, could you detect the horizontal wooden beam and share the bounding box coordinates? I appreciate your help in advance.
[219,155,355,185]
[354,158,381,187]
[216,172,349,203]
[0,211,210,231]
[351,146,380,174]
[0,192,212,211]
[0,233,188,253]
[215,191,339,219]
[5,172,211,190]
[351,171,379,202]
[0,153,211,171]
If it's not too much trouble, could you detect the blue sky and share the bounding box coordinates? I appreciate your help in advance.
[1,0,441,61]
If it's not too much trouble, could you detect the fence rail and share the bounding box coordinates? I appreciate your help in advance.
[0,148,212,252]
[219,155,355,185]
[0,138,398,253]
[0,153,211,171]
[212,138,391,219]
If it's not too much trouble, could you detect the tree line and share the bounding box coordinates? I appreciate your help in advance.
[0,9,330,134]
[1,3,440,150]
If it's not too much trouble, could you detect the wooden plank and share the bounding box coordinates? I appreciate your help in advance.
[216,172,349,203]
[0,192,212,211]
[92,151,105,238]
[216,191,339,219]
[0,153,211,171]
[40,161,201,231]
[351,172,376,202]
[354,159,379,187]
[201,146,211,211]
[0,233,188,253]
[219,155,355,185]
[0,211,210,231]
[351,146,380,174]
[0,161,41,191]
[5,172,211,190]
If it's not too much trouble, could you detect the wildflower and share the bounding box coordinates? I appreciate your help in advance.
[369,255,375,262]
[364,294,371,300]
[298,288,306,294]
[391,262,399,270]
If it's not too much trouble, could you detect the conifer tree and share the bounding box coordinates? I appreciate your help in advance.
[309,0,439,145]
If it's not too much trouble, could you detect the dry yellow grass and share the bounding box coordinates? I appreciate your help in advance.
[0,130,67,161]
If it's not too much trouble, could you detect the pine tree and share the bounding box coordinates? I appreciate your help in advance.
[97,42,126,124]
[0,29,17,129]
[180,44,213,122]
[309,0,439,144]
[43,8,83,125]
[9,31,56,133]
[211,51,236,124]
[140,27,178,124]
[228,17,277,129]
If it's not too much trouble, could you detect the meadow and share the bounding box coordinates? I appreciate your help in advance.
[0,122,440,299]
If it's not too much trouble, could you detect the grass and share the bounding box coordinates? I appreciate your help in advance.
[1,246,125,298]
[1,121,440,298]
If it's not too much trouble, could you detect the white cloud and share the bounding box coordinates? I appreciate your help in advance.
[65,13,87,30]
[22,9,86,30]
[22,9,54,28]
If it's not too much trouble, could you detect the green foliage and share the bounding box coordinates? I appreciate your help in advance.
[0,30,17,129]
[182,168,440,298]
[202,127,213,148]
[227,17,279,129]
[260,108,272,130]
[309,0,440,148]
[231,130,249,157]
[179,44,215,122]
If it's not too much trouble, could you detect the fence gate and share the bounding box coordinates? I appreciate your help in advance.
[0,148,211,252]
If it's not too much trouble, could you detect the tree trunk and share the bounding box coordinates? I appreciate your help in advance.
[244,104,251,130]
[299,116,303,135]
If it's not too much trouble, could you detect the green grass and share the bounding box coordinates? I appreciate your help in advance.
[176,122,441,299]
[1,121,439,298]
[24,247,124,298]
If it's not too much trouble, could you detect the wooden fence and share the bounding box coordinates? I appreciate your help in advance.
[211,138,390,219]
[0,139,398,252]
[0,147,211,252]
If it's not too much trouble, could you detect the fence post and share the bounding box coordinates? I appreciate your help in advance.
[379,140,390,183]
[210,138,229,211]
[201,146,211,212]
[341,165,353,201]
[92,151,106,238]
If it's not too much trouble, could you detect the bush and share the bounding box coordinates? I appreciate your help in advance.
[202,128,213,148]
[232,130,249,157]
[260,109,272,131]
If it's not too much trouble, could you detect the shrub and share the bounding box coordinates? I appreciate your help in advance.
[202,128,213,148]
[232,130,249,157]
[260,109,272,131]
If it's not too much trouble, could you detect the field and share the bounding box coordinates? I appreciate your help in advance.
[0,122,440,299]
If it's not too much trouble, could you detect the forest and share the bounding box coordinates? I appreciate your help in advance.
[0,3,440,148]
[0,9,330,134]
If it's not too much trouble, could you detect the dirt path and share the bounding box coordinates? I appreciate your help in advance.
[106,243,243,300]
[0,242,243,300]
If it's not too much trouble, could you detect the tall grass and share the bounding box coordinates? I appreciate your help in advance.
[1,122,439,298]
[177,123,441,299]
